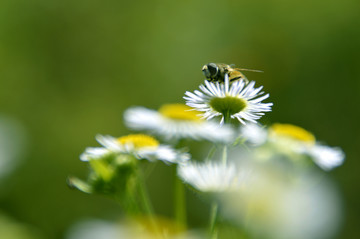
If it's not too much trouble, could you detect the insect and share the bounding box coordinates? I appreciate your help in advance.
[202,63,262,83]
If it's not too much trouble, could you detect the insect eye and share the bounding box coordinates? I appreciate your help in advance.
[207,63,218,77]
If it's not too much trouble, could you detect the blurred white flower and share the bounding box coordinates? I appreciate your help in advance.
[309,144,345,171]
[184,74,272,125]
[66,218,204,239]
[178,161,248,192]
[66,220,120,239]
[240,123,268,145]
[240,123,345,170]
[81,134,190,164]
[124,104,235,143]
[220,160,343,239]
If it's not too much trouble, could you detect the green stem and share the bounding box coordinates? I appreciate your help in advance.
[209,202,219,239]
[114,192,141,216]
[137,172,154,215]
[223,111,232,124]
[136,168,159,234]
[221,112,231,165]
[174,174,186,229]
[205,145,217,161]
[222,144,228,165]
[173,138,188,229]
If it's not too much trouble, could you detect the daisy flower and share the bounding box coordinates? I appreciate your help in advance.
[124,104,235,143]
[184,74,273,125]
[178,161,247,192]
[240,123,345,170]
[81,134,190,165]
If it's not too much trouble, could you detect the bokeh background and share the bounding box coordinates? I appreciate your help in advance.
[0,0,359,238]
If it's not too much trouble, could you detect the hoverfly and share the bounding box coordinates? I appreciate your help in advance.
[202,63,262,83]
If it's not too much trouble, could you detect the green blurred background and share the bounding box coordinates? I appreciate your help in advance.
[0,0,359,238]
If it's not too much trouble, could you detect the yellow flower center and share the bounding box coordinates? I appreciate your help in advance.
[270,123,315,144]
[117,134,160,149]
[210,96,248,116]
[158,103,202,121]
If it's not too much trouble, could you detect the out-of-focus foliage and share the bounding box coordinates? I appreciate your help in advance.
[0,0,359,238]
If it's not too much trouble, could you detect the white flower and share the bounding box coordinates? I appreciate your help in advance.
[178,161,247,192]
[66,220,120,239]
[240,123,345,170]
[309,145,345,171]
[219,161,343,239]
[124,104,235,143]
[240,123,268,145]
[81,134,190,164]
[268,124,345,170]
[184,74,273,125]
[66,219,205,239]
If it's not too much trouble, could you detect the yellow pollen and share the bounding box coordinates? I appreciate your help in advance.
[117,134,160,149]
[270,123,315,144]
[158,104,202,121]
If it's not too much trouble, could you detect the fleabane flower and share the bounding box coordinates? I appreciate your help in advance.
[124,104,235,143]
[178,161,247,192]
[240,123,345,170]
[81,134,189,164]
[184,74,273,125]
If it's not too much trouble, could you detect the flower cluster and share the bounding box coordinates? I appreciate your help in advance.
[69,65,345,239]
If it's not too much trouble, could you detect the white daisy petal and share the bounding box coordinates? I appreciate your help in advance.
[309,145,345,171]
[92,134,190,164]
[137,146,190,164]
[80,147,112,161]
[96,135,123,151]
[178,161,248,192]
[250,93,270,103]
[224,74,230,94]
[184,91,203,102]
[240,124,268,145]
[124,105,235,143]
[247,85,263,98]
[123,107,163,131]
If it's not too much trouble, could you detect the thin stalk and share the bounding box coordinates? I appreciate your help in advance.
[209,202,219,239]
[137,171,154,215]
[222,144,228,165]
[223,111,232,124]
[173,139,188,229]
[113,192,141,216]
[205,145,217,161]
[136,168,160,235]
[174,174,186,229]
[222,111,231,165]
[143,160,158,178]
